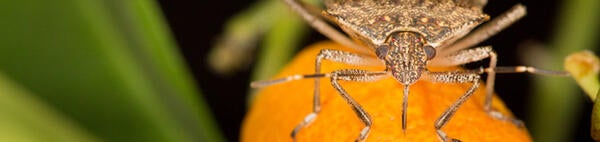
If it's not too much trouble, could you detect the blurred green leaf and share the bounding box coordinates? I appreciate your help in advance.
[0,0,223,141]
[529,0,600,141]
[0,72,98,142]
[234,0,320,104]
[593,91,600,141]
[248,2,309,103]
[562,51,600,141]
[209,0,321,78]
[208,0,282,75]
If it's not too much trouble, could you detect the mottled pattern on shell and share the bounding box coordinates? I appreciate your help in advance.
[325,0,488,48]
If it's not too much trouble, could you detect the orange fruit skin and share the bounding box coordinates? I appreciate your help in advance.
[242,41,532,142]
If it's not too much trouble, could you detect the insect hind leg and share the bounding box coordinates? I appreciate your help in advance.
[438,4,526,56]
[283,0,371,54]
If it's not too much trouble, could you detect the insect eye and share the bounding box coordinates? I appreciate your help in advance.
[424,45,436,60]
[376,45,389,59]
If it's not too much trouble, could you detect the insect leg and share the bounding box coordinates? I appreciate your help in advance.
[478,66,569,76]
[330,69,387,142]
[429,46,498,113]
[439,4,526,56]
[430,46,527,127]
[429,46,495,67]
[310,49,382,119]
[251,49,382,88]
[283,0,371,54]
[426,71,481,142]
[291,50,384,141]
[476,65,569,126]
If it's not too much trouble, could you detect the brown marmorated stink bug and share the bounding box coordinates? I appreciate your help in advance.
[251,0,568,141]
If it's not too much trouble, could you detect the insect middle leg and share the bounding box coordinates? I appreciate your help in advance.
[252,69,386,142]
[426,71,481,142]
[468,65,569,125]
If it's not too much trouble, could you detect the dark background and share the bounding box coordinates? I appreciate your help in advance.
[157,0,593,141]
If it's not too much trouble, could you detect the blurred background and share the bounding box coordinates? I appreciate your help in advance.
[0,0,598,142]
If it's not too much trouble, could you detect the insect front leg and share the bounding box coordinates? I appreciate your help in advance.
[329,69,387,142]
[312,49,383,112]
[283,0,371,54]
[429,46,500,113]
[425,71,481,142]
[429,46,570,128]
[291,50,384,141]
[429,46,526,127]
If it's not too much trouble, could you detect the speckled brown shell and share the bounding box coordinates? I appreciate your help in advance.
[323,0,490,50]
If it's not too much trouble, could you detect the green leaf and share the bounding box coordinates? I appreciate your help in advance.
[0,72,98,142]
[562,51,600,141]
[529,0,600,141]
[593,90,600,141]
[0,0,223,141]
